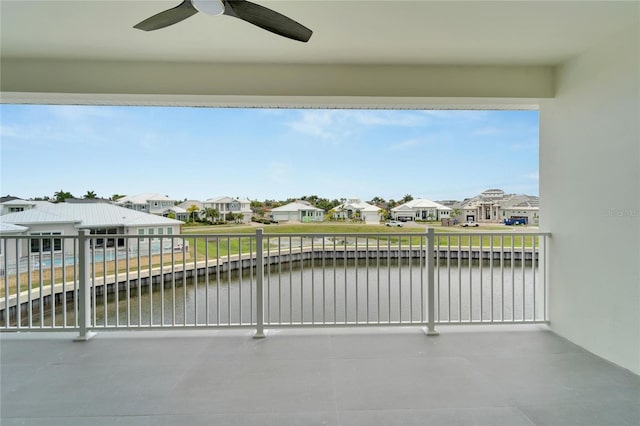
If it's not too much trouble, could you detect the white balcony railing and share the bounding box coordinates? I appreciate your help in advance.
[0,229,549,339]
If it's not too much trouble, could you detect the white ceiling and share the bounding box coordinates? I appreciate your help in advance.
[1,0,637,66]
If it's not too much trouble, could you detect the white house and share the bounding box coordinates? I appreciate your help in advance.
[459,189,539,224]
[333,198,383,224]
[0,199,55,216]
[116,193,178,216]
[0,223,29,273]
[0,203,184,266]
[271,201,324,223]
[203,196,252,223]
[391,199,452,222]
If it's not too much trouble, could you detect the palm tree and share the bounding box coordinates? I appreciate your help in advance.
[378,208,389,222]
[187,204,200,223]
[84,190,97,199]
[205,208,220,224]
[401,194,414,204]
[53,190,73,203]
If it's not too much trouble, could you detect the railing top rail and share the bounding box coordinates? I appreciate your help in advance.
[0,231,552,240]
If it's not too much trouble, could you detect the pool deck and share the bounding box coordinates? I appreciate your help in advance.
[1,325,639,425]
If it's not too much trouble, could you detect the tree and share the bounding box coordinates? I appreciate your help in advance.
[84,190,97,199]
[378,209,390,222]
[370,196,386,206]
[204,208,220,223]
[110,194,125,202]
[401,194,414,204]
[187,204,200,223]
[167,212,176,219]
[53,190,74,203]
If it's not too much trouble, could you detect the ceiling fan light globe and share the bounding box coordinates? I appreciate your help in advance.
[192,0,225,15]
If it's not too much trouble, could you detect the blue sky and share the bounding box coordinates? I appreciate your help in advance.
[0,105,538,202]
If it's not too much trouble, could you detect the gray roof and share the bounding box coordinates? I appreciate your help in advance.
[116,193,176,204]
[177,200,204,210]
[392,199,452,212]
[337,200,380,212]
[205,196,236,203]
[271,202,324,212]
[0,223,29,234]
[0,209,78,225]
[0,199,36,206]
[1,203,183,228]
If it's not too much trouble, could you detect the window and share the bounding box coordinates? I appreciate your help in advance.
[30,232,62,253]
[167,227,173,235]
[9,207,24,212]
[148,228,154,235]
[158,228,163,235]
[90,228,124,248]
[138,229,144,235]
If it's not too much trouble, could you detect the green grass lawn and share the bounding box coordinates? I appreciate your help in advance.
[182,222,543,258]
[182,221,525,235]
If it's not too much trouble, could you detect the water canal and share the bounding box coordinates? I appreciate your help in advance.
[23,258,543,328]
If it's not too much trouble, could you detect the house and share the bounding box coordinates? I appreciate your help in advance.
[458,189,540,224]
[391,199,452,222]
[0,203,183,266]
[176,200,204,221]
[271,201,324,223]
[333,198,382,224]
[203,196,252,223]
[1,0,638,380]
[0,199,51,216]
[115,193,178,216]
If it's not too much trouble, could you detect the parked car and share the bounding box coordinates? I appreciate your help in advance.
[461,221,479,227]
[504,218,528,225]
[385,220,403,227]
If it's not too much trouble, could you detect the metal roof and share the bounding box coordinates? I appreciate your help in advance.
[1,203,183,228]
[0,223,29,234]
[116,193,176,204]
[392,199,452,212]
[271,202,324,212]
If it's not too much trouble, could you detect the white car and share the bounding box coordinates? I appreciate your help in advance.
[461,221,479,227]
[386,220,403,227]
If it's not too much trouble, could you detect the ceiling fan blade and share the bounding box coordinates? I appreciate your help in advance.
[224,0,312,42]
[134,0,199,31]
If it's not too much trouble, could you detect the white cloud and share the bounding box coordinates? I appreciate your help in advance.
[0,124,19,138]
[287,110,344,140]
[286,110,426,141]
[47,105,119,121]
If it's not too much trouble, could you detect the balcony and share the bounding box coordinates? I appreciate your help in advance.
[1,229,548,332]
[1,230,638,424]
[2,326,639,425]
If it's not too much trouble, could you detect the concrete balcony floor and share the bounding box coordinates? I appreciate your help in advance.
[1,325,638,426]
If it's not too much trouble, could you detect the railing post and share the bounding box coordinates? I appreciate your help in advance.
[424,227,439,336]
[254,228,266,338]
[540,233,549,323]
[74,230,95,341]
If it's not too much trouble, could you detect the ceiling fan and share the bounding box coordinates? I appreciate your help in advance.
[134,0,312,42]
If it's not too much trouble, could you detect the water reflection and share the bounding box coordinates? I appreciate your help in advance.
[30,258,543,327]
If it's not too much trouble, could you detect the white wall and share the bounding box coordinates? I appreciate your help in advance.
[540,24,639,374]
